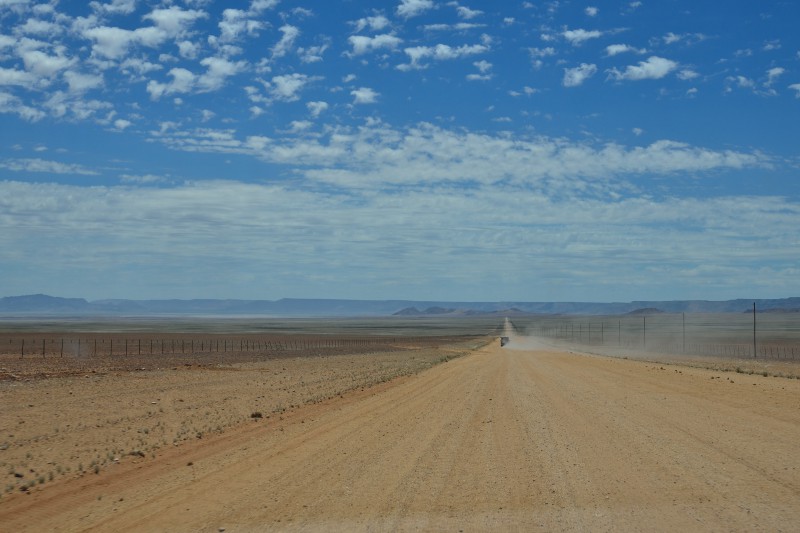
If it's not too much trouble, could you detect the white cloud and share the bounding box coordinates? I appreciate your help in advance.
[351,86,379,104]
[789,84,800,98]
[398,43,488,70]
[661,32,706,46]
[120,58,163,78]
[422,22,485,32]
[563,63,597,87]
[677,69,699,80]
[0,157,99,175]
[307,100,329,117]
[147,68,196,99]
[562,28,602,46]
[605,44,646,56]
[120,173,165,184]
[249,0,279,12]
[298,43,329,63]
[145,56,244,99]
[608,56,678,81]
[765,67,784,87]
[0,90,45,121]
[352,15,391,33]
[272,24,300,58]
[14,18,63,36]
[0,66,41,89]
[218,8,265,43]
[82,6,208,59]
[467,59,492,80]
[113,118,132,130]
[397,0,434,18]
[2,177,795,302]
[197,56,246,91]
[455,5,482,19]
[19,49,75,77]
[529,47,556,58]
[177,40,201,59]
[63,70,104,93]
[348,34,403,56]
[269,73,314,101]
[143,7,207,37]
[585,6,599,16]
[90,0,136,16]
[152,122,768,190]
[83,26,164,60]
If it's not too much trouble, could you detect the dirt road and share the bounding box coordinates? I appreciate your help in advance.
[2,339,799,531]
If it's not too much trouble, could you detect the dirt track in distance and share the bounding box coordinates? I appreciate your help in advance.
[1,338,799,531]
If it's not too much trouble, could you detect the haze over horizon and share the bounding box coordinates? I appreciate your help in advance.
[0,1,798,302]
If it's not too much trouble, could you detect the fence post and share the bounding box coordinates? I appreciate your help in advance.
[643,316,646,349]
[682,313,686,354]
[753,302,757,359]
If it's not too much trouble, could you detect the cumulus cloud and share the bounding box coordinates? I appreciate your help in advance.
[269,73,315,101]
[790,84,800,98]
[113,118,132,130]
[466,59,492,81]
[147,68,196,99]
[197,56,246,91]
[0,66,44,89]
[398,43,488,70]
[272,25,300,58]
[455,5,483,19]
[218,7,266,43]
[351,86,379,104]
[397,0,434,18]
[83,7,206,60]
[63,70,104,93]
[608,56,678,81]
[0,90,46,121]
[563,63,597,87]
[563,28,603,46]
[585,6,599,16]
[19,49,75,78]
[352,15,391,33]
[90,0,136,16]
[765,67,784,87]
[307,100,329,117]
[146,56,244,99]
[143,7,207,36]
[348,34,403,56]
[605,44,646,56]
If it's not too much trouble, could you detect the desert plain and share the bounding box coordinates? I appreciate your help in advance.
[0,320,798,531]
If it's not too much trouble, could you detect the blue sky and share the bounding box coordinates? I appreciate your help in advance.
[0,0,798,303]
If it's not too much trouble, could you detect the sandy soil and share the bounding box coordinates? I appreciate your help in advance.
[1,337,799,531]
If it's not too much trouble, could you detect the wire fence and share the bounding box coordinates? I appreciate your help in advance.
[511,312,800,361]
[6,334,468,357]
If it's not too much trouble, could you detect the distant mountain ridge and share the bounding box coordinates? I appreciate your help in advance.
[1,294,799,317]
